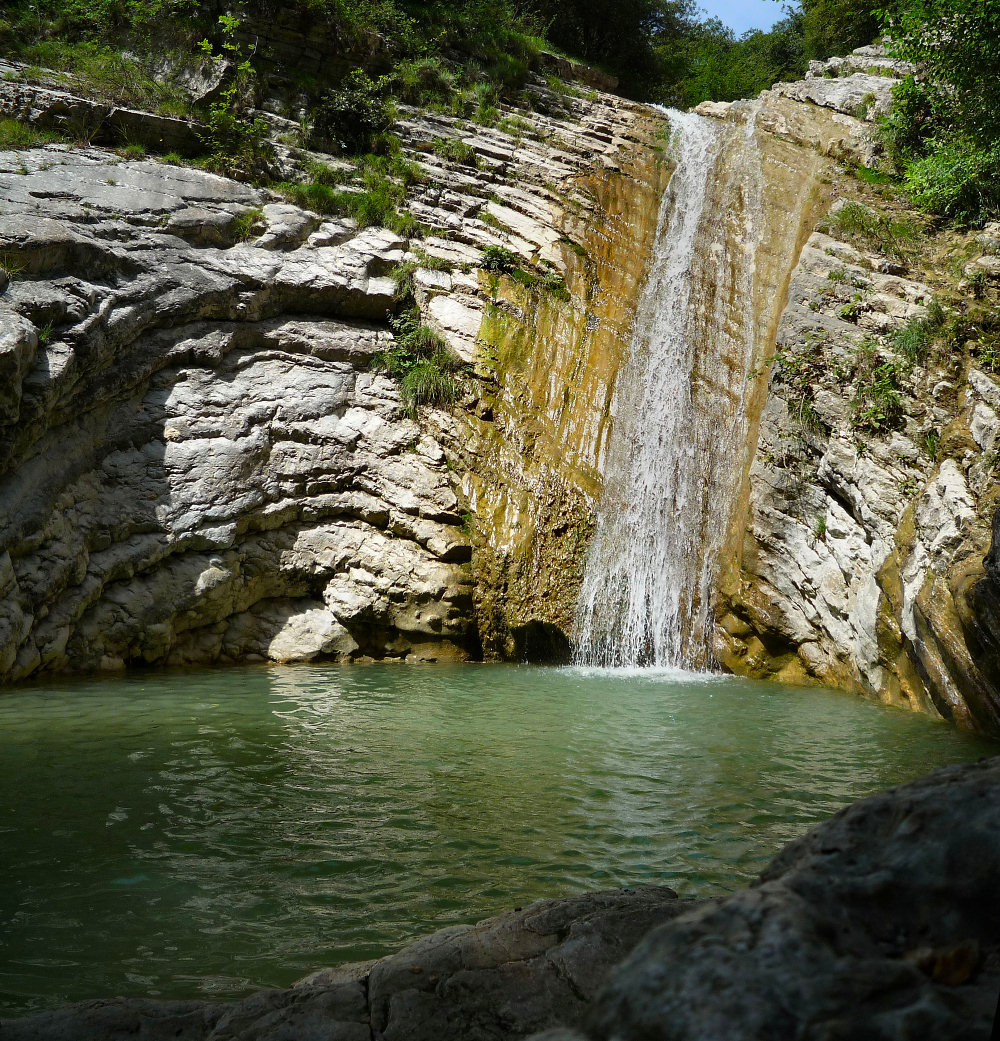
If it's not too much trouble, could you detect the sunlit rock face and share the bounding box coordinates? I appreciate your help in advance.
[0,70,670,676]
[2,39,999,733]
[0,149,476,672]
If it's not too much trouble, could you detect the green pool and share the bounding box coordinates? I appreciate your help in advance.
[0,663,993,1016]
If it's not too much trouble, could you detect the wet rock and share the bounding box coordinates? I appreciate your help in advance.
[0,886,690,1041]
[542,757,1000,1041]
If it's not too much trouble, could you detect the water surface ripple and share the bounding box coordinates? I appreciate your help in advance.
[0,664,992,1015]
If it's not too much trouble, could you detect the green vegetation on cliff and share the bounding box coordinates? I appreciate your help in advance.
[878,0,1000,223]
[3,0,999,227]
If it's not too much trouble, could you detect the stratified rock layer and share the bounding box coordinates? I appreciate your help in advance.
[701,48,1000,737]
[0,76,666,675]
[0,149,474,671]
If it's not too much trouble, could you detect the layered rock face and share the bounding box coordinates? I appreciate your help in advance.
[0,149,475,673]
[0,74,664,677]
[4,756,997,1040]
[708,49,1000,737]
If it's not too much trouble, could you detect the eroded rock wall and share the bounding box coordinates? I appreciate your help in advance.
[0,73,668,677]
[711,49,1000,736]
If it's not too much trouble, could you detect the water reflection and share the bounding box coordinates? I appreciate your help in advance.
[0,664,992,1016]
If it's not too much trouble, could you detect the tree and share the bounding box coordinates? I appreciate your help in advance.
[880,0,1000,143]
[530,0,701,96]
[801,0,881,59]
[878,0,1000,221]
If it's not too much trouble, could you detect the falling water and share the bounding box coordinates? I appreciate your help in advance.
[575,107,764,669]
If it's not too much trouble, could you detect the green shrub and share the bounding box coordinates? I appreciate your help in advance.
[400,359,461,410]
[196,16,274,177]
[432,136,479,167]
[821,201,921,260]
[852,358,905,433]
[903,138,1000,223]
[311,69,395,154]
[878,76,951,167]
[481,245,518,273]
[393,57,454,105]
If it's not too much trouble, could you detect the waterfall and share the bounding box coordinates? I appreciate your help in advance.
[574,107,764,670]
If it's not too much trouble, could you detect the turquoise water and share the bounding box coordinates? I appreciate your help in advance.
[0,663,993,1016]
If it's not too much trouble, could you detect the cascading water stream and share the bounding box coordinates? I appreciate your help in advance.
[574,107,764,670]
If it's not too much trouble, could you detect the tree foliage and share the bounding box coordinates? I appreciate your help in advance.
[676,9,805,107]
[881,0,1000,144]
[878,0,1000,222]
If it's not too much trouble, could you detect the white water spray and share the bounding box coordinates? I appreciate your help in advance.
[574,107,763,669]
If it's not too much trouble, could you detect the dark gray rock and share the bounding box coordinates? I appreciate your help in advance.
[0,886,687,1041]
[568,756,1000,1041]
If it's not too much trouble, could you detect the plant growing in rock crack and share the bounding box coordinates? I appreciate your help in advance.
[852,357,905,433]
[197,14,273,179]
[889,306,944,366]
[231,206,264,242]
[0,252,26,284]
[391,260,418,301]
[820,201,922,262]
[481,245,519,274]
[372,307,463,415]
[432,136,479,167]
[838,293,866,321]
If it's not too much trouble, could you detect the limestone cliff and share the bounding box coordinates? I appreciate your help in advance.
[2,41,999,736]
[706,50,1000,737]
[0,61,666,676]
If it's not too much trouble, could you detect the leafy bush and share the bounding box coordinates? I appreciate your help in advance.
[196,15,274,177]
[879,1,1000,224]
[878,76,951,167]
[882,0,1000,146]
[481,245,518,273]
[310,69,396,154]
[903,139,1000,223]
[821,202,921,260]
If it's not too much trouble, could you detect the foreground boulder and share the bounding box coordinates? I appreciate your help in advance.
[539,756,1000,1041]
[3,757,998,1041]
[0,887,693,1041]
